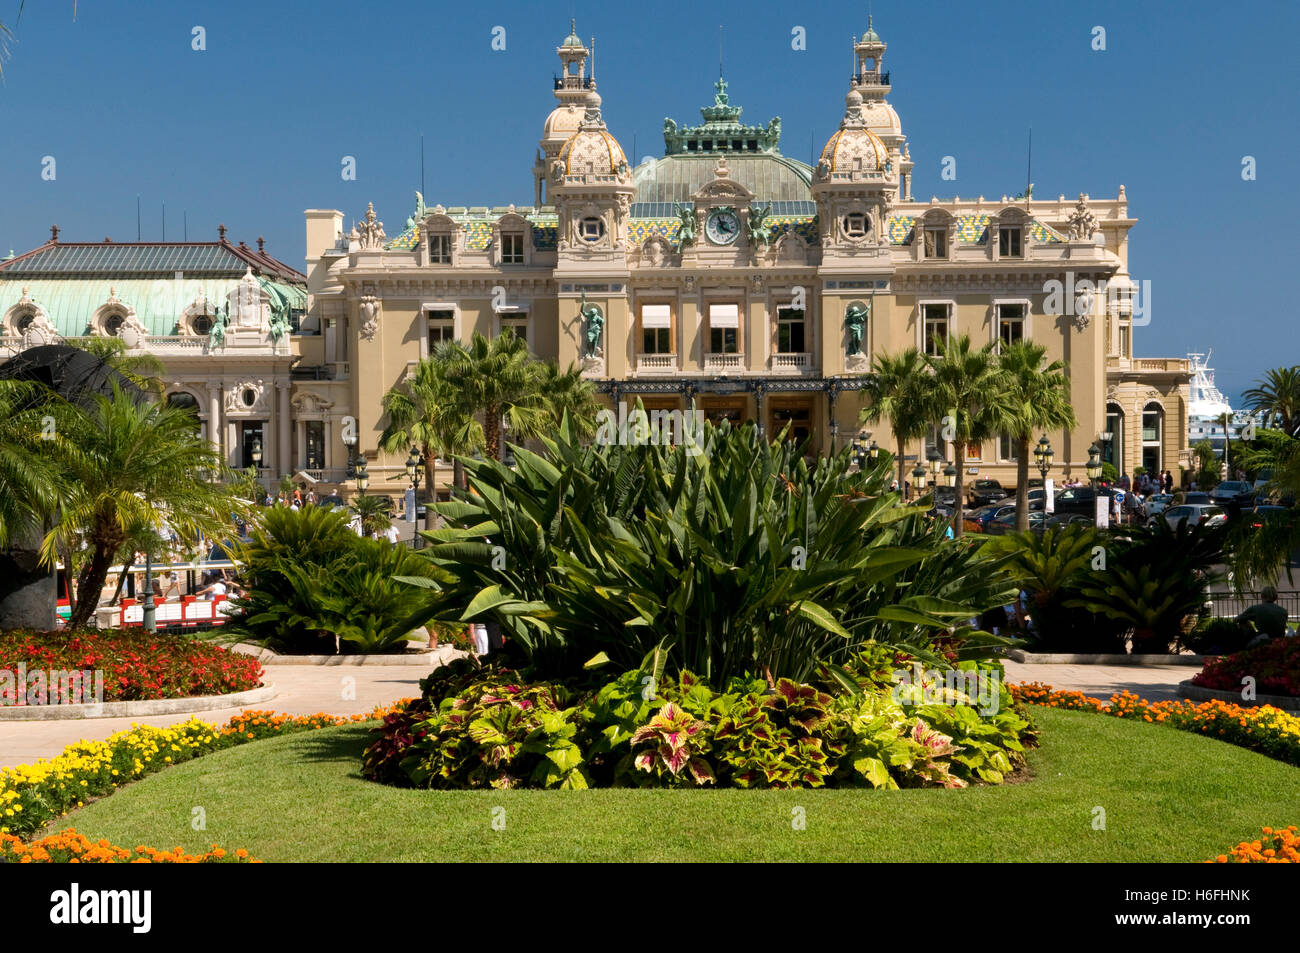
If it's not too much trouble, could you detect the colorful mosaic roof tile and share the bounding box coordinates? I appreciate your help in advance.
[1030,221,1065,244]
[626,219,681,245]
[887,216,914,245]
[385,226,420,251]
[462,222,492,250]
[531,223,558,251]
[954,214,988,244]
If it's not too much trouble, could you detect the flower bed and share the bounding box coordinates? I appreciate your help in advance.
[0,705,408,838]
[0,829,259,863]
[0,630,263,703]
[1191,638,1300,698]
[1209,826,1299,863]
[363,653,1038,791]
[1009,682,1300,767]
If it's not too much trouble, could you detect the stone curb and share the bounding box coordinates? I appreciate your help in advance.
[1005,649,1209,666]
[1176,680,1300,711]
[230,643,466,666]
[0,683,277,721]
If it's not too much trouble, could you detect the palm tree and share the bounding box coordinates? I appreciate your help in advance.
[70,337,166,400]
[535,361,602,441]
[927,335,1013,537]
[998,341,1078,531]
[439,329,572,461]
[0,379,63,549]
[1243,365,1300,438]
[40,384,239,629]
[379,343,482,492]
[858,347,931,493]
[349,493,393,538]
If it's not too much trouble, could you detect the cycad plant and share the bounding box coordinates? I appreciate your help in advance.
[412,412,1014,684]
[349,493,394,538]
[998,341,1077,531]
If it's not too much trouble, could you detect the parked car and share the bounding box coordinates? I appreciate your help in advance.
[1142,492,1174,518]
[1241,505,1292,530]
[963,502,1016,533]
[1044,511,1093,529]
[1162,503,1226,531]
[968,479,1006,507]
[1052,485,1117,517]
[931,486,959,509]
[1211,480,1255,506]
[984,509,1049,536]
[1182,491,1212,505]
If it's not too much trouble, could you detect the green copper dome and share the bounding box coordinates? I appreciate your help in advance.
[863,16,882,43]
[561,19,583,47]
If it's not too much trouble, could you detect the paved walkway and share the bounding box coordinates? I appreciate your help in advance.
[0,656,1196,768]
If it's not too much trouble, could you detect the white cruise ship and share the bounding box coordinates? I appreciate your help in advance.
[1186,352,1262,451]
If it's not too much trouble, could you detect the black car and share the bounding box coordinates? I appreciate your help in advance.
[968,479,1006,507]
[984,509,1049,536]
[1052,485,1118,517]
[1241,505,1292,530]
[1182,491,1212,505]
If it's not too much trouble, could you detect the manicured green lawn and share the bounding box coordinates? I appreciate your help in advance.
[52,708,1298,861]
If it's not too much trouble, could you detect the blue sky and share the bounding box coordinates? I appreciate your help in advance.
[1,0,1296,401]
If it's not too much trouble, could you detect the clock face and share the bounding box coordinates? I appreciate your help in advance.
[705,209,741,245]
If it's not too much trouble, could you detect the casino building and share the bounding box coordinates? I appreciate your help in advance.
[1,17,1192,498]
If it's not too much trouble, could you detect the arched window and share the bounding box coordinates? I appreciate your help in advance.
[167,391,203,438]
[14,311,35,335]
[102,312,126,336]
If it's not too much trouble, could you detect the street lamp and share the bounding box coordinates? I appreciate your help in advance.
[943,463,957,487]
[406,447,425,549]
[911,462,927,499]
[250,439,262,469]
[927,447,942,480]
[1033,435,1054,480]
[854,430,871,470]
[1086,443,1103,489]
[869,440,879,461]
[354,458,369,495]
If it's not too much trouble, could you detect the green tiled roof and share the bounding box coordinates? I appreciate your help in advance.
[0,277,306,338]
[634,153,813,204]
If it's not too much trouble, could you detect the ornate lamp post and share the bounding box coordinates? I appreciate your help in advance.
[1033,434,1054,481]
[911,462,927,500]
[869,439,879,462]
[854,430,871,470]
[354,458,369,496]
[406,447,426,549]
[927,447,942,483]
[1086,443,1103,490]
[943,462,957,487]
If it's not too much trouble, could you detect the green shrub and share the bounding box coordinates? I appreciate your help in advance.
[227,506,450,654]
[1181,617,1253,656]
[417,414,1014,683]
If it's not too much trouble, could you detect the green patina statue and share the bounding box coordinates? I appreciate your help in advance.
[844,302,869,355]
[268,307,290,342]
[674,203,697,248]
[580,291,604,358]
[747,203,772,251]
[208,306,228,348]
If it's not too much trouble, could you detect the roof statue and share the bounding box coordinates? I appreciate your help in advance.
[1067,194,1099,240]
[844,302,869,356]
[663,77,782,156]
[674,203,697,248]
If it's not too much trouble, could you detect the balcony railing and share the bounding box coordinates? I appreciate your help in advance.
[554,75,595,90]
[328,361,351,380]
[850,71,890,86]
[704,353,743,372]
[636,354,678,374]
[1133,358,1190,373]
[772,352,811,372]
[145,335,207,353]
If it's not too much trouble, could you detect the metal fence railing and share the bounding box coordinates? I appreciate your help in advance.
[1204,590,1300,620]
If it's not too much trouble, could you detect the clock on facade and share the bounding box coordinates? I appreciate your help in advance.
[705,208,741,245]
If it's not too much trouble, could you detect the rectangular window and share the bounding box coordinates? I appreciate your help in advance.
[239,422,266,470]
[501,233,524,264]
[500,315,527,346]
[427,310,454,353]
[924,227,948,259]
[776,307,805,353]
[999,434,1019,461]
[1119,324,1130,357]
[997,303,1026,348]
[640,305,672,355]
[708,304,740,353]
[998,226,1022,258]
[430,233,452,264]
[305,421,325,470]
[922,303,949,356]
[1142,411,1160,443]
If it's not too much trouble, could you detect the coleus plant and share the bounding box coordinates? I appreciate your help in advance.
[629,702,716,786]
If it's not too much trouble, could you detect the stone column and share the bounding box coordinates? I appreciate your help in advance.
[207,386,222,458]
[279,384,292,475]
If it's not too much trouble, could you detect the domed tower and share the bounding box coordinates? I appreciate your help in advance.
[551,89,634,261]
[813,85,895,258]
[534,20,593,207]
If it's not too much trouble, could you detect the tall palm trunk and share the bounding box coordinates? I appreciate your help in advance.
[1015,435,1032,532]
[69,542,119,630]
[896,436,906,495]
[952,441,966,538]
[484,408,501,461]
